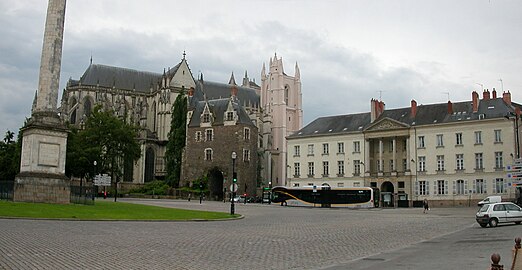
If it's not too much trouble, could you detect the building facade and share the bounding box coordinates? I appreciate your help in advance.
[59,53,303,193]
[287,90,521,207]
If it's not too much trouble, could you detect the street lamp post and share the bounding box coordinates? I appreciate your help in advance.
[93,160,97,201]
[506,109,521,205]
[231,151,237,215]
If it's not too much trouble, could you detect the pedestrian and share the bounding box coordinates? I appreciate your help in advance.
[423,198,429,214]
[188,193,191,202]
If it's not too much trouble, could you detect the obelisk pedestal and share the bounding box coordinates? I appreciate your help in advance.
[14,0,70,204]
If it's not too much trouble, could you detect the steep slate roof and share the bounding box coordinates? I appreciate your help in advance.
[289,98,520,139]
[68,64,162,93]
[192,80,260,108]
[188,98,255,127]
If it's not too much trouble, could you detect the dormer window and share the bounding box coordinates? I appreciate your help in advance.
[226,111,234,121]
[202,113,210,123]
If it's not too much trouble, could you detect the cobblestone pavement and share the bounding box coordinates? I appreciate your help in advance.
[0,199,477,270]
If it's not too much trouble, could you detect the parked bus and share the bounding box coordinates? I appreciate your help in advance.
[271,186,380,208]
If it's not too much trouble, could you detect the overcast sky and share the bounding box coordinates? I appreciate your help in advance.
[1,0,521,138]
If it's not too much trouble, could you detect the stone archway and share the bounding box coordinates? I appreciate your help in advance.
[208,167,224,201]
[381,181,395,207]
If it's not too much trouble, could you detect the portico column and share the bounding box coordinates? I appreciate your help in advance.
[406,137,411,171]
[364,139,370,174]
[392,138,396,171]
[379,139,383,172]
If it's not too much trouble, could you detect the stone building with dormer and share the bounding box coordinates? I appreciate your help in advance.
[287,89,521,207]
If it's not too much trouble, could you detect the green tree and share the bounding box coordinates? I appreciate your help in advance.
[165,91,187,187]
[78,106,141,200]
[0,129,21,180]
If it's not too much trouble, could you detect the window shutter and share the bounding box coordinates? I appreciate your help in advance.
[472,180,476,194]
[464,180,468,195]
[445,180,449,195]
[503,180,507,194]
[452,180,456,195]
[434,181,438,195]
[426,181,430,195]
[415,181,419,196]
[493,179,496,194]
[483,179,487,194]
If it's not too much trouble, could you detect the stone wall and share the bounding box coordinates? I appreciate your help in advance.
[14,172,70,204]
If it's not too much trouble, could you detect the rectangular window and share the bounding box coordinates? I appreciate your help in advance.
[226,111,234,121]
[323,161,329,176]
[495,152,503,169]
[376,160,381,172]
[418,156,426,172]
[437,155,445,171]
[243,149,250,161]
[195,131,202,142]
[205,129,213,141]
[474,131,482,144]
[338,142,344,154]
[353,182,361,187]
[418,136,425,148]
[456,154,464,170]
[308,144,314,156]
[308,162,314,176]
[475,153,483,169]
[456,133,463,145]
[353,141,361,153]
[389,141,394,152]
[202,113,210,123]
[455,180,465,195]
[205,149,212,161]
[323,143,329,155]
[437,180,447,195]
[475,179,485,194]
[436,134,444,147]
[244,128,250,140]
[354,160,361,175]
[294,162,300,177]
[337,183,344,188]
[338,161,345,175]
[494,130,502,143]
[389,159,395,171]
[419,181,427,195]
[294,145,300,156]
[403,159,407,171]
[495,178,504,193]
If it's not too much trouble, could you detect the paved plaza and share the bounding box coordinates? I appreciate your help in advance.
[0,199,502,269]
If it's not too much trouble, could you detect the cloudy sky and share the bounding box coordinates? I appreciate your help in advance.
[1,0,521,138]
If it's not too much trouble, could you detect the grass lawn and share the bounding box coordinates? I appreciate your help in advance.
[0,200,237,220]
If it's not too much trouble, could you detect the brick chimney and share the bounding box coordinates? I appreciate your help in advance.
[370,99,385,122]
[411,99,417,118]
[447,101,453,114]
[483,89,490,100]
[503,91,512,105]
[492,88,497,99]
[231,86,238,97]
[472,91,479,112]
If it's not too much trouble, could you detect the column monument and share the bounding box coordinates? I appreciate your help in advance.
[14,0,69,203]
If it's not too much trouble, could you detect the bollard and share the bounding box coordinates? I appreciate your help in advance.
[490,253,504,270]
[512,237,521,270]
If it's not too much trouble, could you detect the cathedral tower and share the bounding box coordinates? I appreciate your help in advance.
[261,54,303,186]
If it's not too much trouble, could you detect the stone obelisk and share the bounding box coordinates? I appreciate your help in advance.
[14,0,70,204]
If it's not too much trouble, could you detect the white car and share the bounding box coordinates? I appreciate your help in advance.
[475,202,522,228]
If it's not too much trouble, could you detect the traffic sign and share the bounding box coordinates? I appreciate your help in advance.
[94,174,111,186]
[506,164,522,171]
[229,183,238,192]
[507,172,522,179]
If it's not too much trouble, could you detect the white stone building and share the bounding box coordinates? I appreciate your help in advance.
[287,90,521,207]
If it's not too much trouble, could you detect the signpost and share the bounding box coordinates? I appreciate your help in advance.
[94,174,111,186]
[507,159,522,189]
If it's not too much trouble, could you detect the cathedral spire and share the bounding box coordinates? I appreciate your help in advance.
[261,63,266,78]
[228,72,237,85]
[295,62,300,81]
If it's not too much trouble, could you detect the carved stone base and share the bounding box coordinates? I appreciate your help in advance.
[14,172,70,204]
